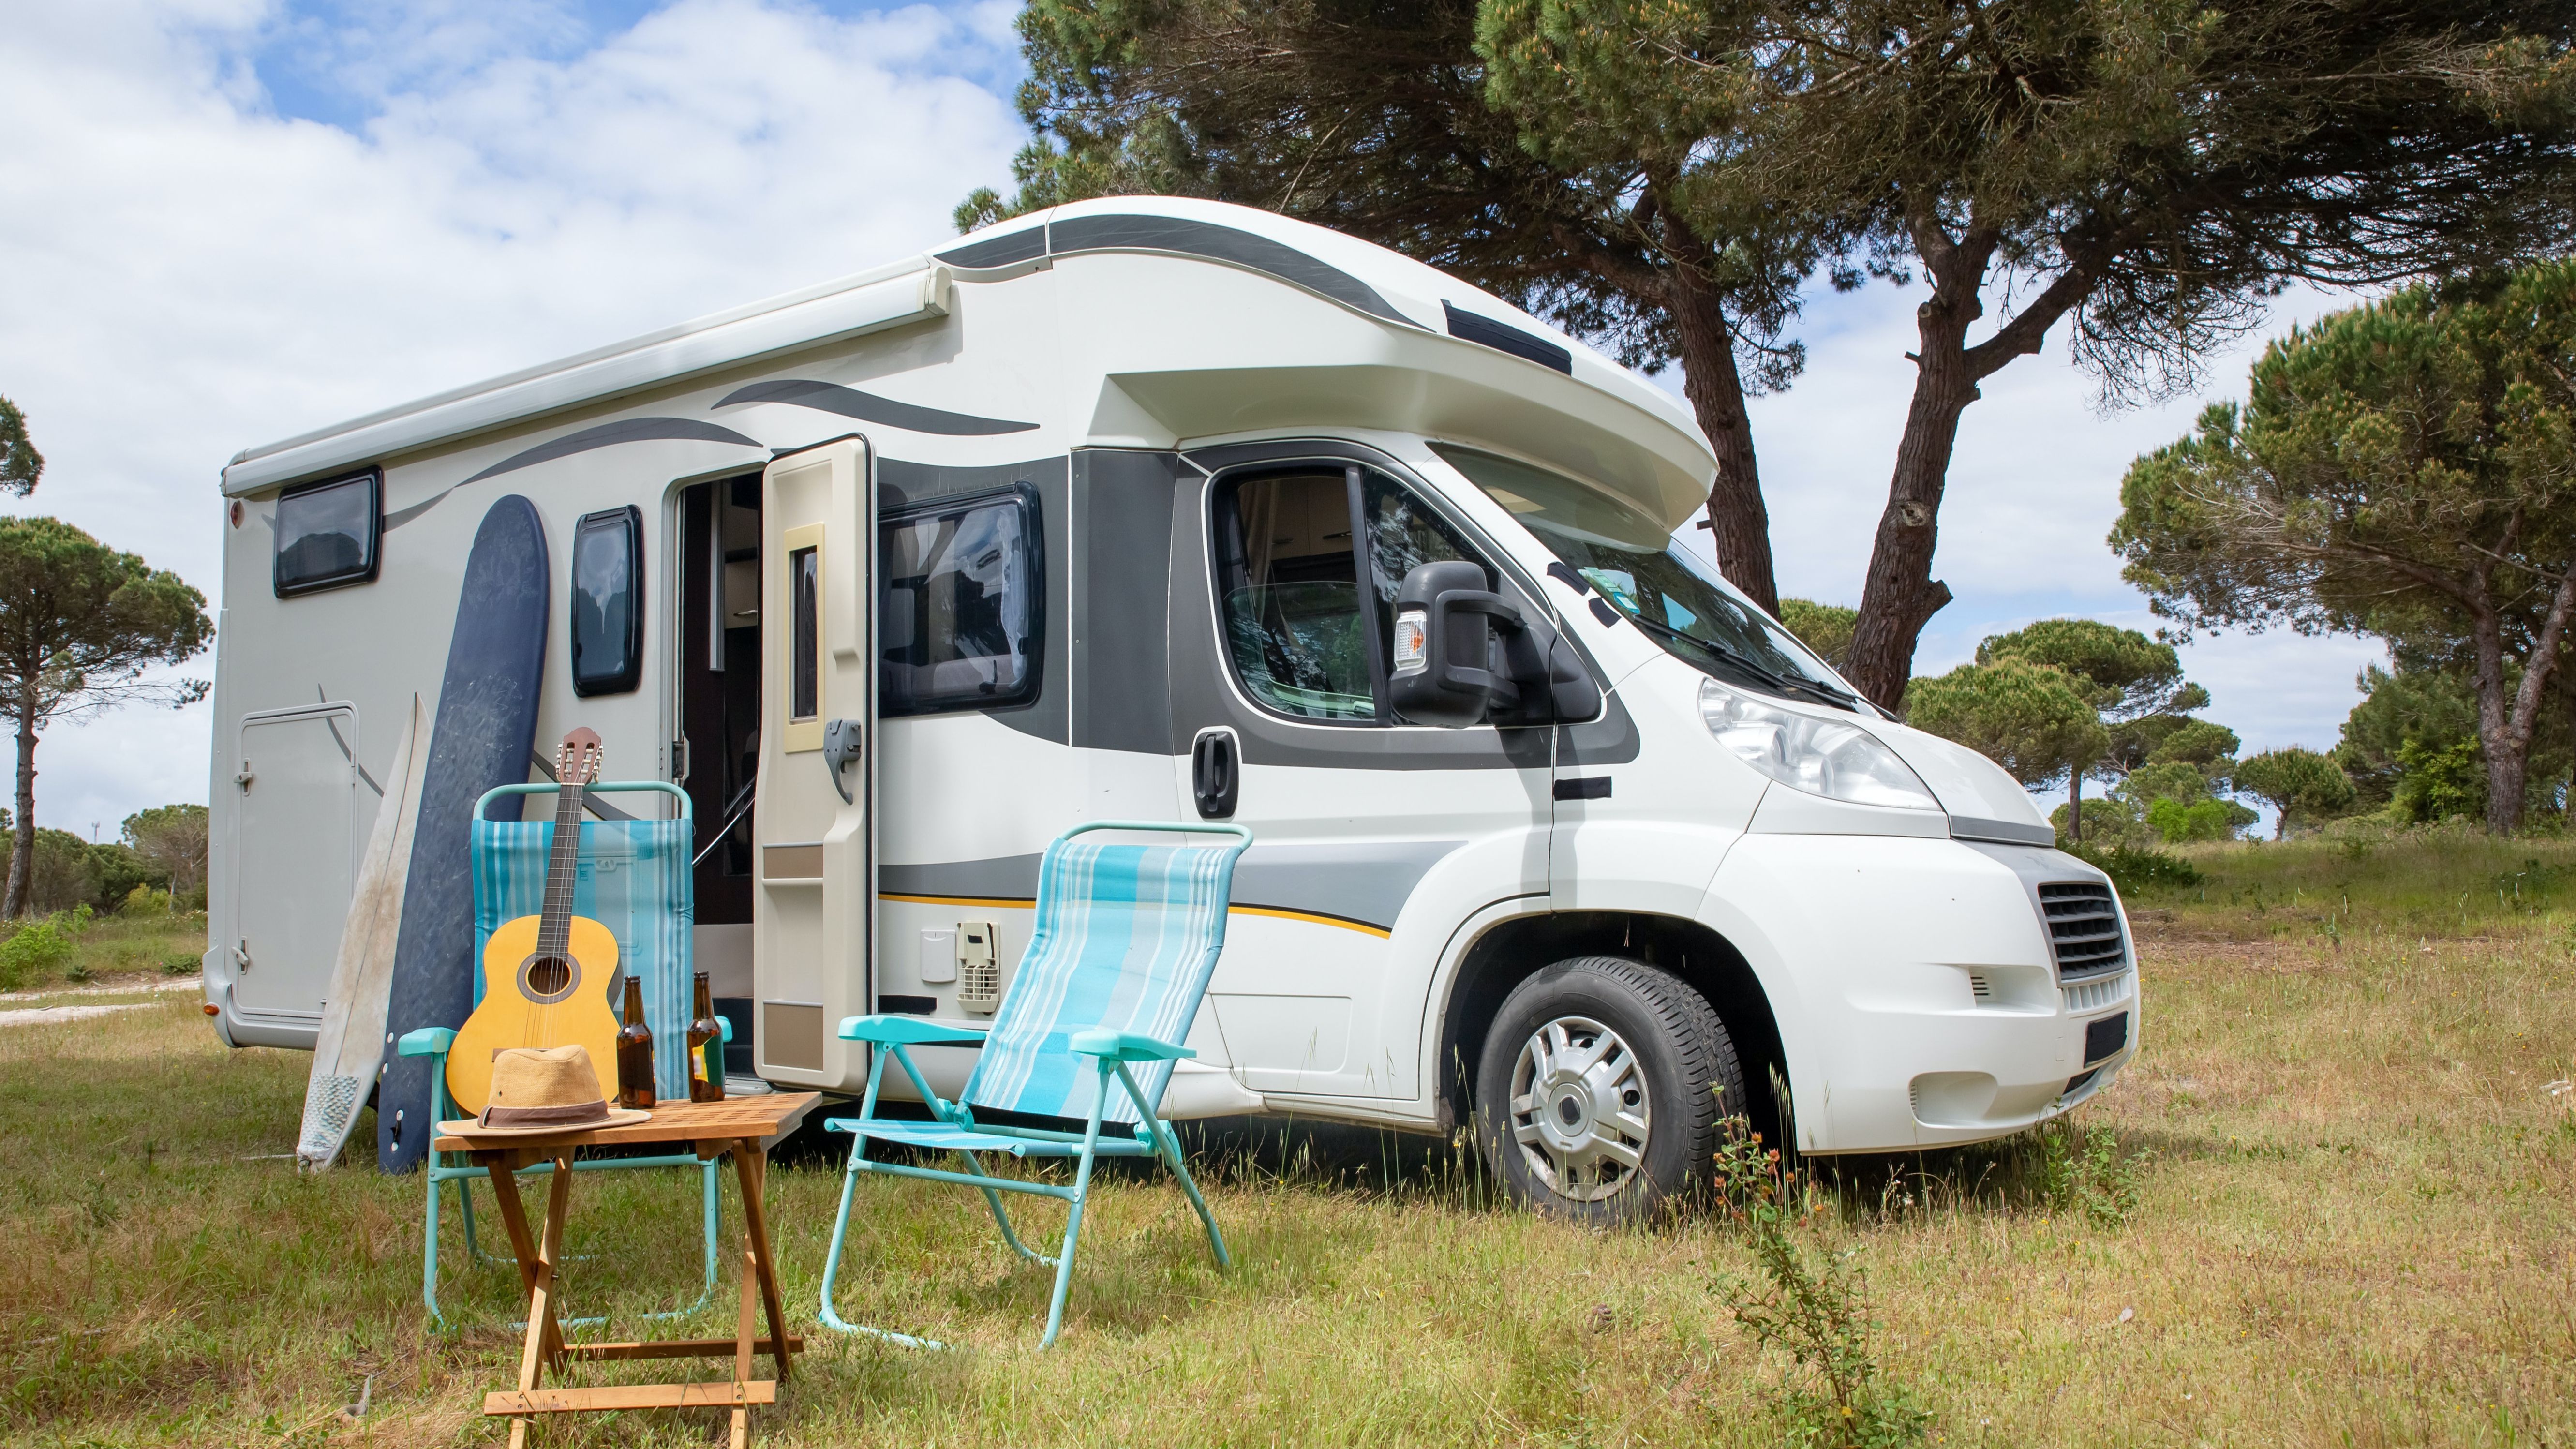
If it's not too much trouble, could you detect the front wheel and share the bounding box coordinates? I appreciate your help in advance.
[1474,956,1744,1223]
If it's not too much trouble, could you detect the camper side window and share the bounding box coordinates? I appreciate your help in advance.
[880,486,1042,717]
[571,506,643,696]
[272,470,381,598]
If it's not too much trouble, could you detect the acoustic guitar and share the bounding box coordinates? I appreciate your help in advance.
[446,728,625,1117]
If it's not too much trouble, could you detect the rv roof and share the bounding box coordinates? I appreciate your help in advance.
[223,198,1716,524]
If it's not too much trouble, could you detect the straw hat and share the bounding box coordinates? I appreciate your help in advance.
[438,1044,650,1137]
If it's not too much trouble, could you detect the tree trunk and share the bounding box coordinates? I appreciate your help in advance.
[1843,281,1983,709]
[2472,565,2576,833]
[4,702,35,919]
[1662,224,1776,613]
[2067,773,2081,842]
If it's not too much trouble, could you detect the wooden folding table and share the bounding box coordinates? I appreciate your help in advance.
[434,1092,821,1448]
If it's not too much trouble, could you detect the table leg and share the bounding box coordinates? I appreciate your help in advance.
[730,1243,759,1449]
[731,1142,792,1383]
[482,1155,564,1365]
[504,1159,574,1449]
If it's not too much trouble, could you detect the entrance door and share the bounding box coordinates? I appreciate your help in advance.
[750,437,875,1092]
[233,706,362,1018]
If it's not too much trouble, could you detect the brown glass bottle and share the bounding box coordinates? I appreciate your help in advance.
[688,971,725,1103]
[615,974,656,1110]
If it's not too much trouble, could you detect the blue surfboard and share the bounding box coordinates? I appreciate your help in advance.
[376,495,548,1173]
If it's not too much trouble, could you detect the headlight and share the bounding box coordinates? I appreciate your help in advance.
[1698,677,1939,810]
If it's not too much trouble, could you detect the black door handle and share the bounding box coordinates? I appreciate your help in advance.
[1191,730,1239,819]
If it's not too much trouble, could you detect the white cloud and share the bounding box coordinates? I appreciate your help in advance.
[0,0,1022,837]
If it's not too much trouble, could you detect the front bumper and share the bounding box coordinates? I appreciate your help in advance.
[1704,833,2141,1153]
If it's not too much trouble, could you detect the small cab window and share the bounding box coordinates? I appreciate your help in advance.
[273,470,380,597]
[880,486,1042,716]
[1213,465,1485,724]
[570,505,643,696]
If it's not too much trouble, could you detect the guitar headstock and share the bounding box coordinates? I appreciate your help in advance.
[556,727,604,787]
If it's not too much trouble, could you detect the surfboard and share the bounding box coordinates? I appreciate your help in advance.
[376,495,549,1173]
[295,692,429,1171]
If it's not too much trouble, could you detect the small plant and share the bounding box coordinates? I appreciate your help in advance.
[2063,840,2204,894]
[0,917,75,991]
[1711,1120,1931,1448]
[2032,1120,2143,1228]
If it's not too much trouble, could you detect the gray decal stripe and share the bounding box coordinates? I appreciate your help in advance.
[462,418,763,484]
[383,489,449,532]
[935,227,1046,270]
[315,686,383,796]
[881,841,1462,933]
[1047,214,1414,327]
[713,379,1037,436]
[1443,301,1574,374]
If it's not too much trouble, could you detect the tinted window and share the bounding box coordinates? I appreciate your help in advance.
[790,545,819,722]
[1360,473,1483,660]
[570,506,642,696]
[1432,444,1860,709]
[273,471,379,597]
[1214,470,1375,722]
[880,488,1041,716]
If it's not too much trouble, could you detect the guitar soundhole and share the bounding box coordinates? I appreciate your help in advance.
[521,954,578,1004]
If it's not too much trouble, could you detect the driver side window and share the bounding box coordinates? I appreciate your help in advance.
[1212,464,1485,725]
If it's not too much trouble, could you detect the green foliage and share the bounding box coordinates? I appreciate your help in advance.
[2148,796,2240,843]
[2395,737,2488,824]
[0,396,40,497]
[2150,720,2241,769]
[0,519,210,915]
[1712,1122,1931,1448]
[2061,840,2204,894]
[2031,1121,2145,1229]
[2234,747,2357,837]
[0,916,73,991]
[2051,795,2155,850]
[121,803,207,899]
[1903,657,2107,789]
[1777,598,1857,669]
[1978,619,2186,721]
[2114,261,2576,831]
[2337,662,2482,813]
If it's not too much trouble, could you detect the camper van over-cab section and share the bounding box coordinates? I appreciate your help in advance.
[208,198,2137,1218]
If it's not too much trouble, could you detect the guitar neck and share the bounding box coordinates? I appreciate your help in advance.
[536,776,587,958]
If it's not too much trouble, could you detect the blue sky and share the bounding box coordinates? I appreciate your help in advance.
[0,0,2377,835]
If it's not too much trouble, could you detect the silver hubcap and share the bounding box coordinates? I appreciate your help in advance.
[1508,1015,1651,1202]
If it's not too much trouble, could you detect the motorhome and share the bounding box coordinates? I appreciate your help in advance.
[207,197,2137,1216]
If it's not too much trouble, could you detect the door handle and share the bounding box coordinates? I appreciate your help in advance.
[822,718,861,805]
[1191,728,1239,819]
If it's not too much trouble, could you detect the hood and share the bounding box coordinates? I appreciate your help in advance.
[1867,718,2057,845]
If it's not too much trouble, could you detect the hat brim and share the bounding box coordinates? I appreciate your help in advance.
[439,1105,652,1138]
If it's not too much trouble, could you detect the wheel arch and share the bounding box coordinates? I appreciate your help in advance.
[1433,911,1789,1147]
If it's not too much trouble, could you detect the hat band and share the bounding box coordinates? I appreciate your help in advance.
[481,1099,612,1128]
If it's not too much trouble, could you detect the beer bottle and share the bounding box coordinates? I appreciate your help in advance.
[616,973,656,1110]
[689,971,725,1103]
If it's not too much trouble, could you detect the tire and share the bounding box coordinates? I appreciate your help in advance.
[1473,956,1745,1223]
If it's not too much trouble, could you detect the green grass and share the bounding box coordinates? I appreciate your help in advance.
[2126,823,2576,943]
[0,911,205,996]
[5,838,2575,1446]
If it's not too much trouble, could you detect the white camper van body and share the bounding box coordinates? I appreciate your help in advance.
[206,198,2136,1180]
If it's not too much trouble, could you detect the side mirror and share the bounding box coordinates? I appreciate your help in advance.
[1388,561,1522,727]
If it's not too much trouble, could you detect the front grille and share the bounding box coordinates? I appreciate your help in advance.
[2038,882,2127,982]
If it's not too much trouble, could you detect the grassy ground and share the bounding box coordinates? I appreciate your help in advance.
[4,840,2573,1447]
[0,910,206,996]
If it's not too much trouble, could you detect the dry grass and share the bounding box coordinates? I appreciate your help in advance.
[5,839,2574,1446]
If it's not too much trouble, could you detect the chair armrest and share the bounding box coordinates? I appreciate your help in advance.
[1070,1029,1194,1063]
[397,1027,456,1059]
[837,1015,989,1046]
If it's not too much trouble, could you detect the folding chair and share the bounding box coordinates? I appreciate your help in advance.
[404,780,726,1330]
[817,819,1253,1349]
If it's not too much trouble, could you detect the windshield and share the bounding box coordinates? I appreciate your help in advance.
[1430,445,1862,710]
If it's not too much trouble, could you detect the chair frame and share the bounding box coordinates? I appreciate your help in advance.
[404,777,724,1332]
[817,819,1251,1349]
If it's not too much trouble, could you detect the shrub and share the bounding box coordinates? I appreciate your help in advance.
[0,918,75,991]
[2062,840,2204,894]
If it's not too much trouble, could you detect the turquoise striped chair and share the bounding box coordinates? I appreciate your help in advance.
[817,819,1252,1349]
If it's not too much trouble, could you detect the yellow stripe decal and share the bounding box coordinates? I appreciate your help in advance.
[876,893,1389,938]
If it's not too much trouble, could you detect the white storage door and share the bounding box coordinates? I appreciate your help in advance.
[231,707,361,1019]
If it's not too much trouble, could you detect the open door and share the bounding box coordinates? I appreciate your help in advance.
[750,436,874,1092]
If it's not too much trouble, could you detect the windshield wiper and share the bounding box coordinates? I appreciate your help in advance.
[1621,612,1860,711]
